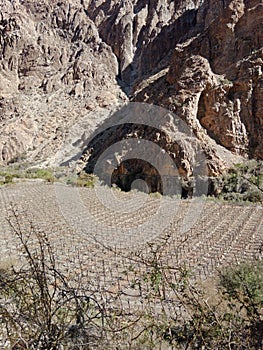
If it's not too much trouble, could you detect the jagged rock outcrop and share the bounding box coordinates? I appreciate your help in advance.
[0,0,262,183]
[133,0,263,163]
[86,0,203,86]
[0,0,126,165]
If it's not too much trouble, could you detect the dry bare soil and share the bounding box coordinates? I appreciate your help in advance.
[0,182,262,288]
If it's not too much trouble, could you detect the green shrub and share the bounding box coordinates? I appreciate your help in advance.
[35,169,54,183]
[219,262,263,319]
[66,172,97,188]
[3,173,14,184]
[25,168,55,183]
[0,170,17,185]
[213,161,263,203]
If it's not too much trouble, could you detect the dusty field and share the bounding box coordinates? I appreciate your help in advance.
[0,182,263,349]
[0,181,262,307]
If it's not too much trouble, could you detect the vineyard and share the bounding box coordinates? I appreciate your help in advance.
[0,181,262,349]
[0,182,262,281]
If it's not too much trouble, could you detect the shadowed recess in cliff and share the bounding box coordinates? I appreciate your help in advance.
[81,122,182,174]
[122,9,200,86]
[79,120,206,198]
[111,158,164,194]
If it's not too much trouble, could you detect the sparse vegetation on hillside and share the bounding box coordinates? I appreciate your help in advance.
[211,161,263,203]
[65,172,97,188]
[0,166,98,188]
[0,166,55,185]
[1,161,262,204]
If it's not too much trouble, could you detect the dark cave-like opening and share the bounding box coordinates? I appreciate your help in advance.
[110,159,196,198]
[111,159,163,194]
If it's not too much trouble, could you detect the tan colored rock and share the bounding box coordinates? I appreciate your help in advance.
[0,0,126,165]
[0,0,262,179]
[133,0,263,173]
[86,0,203,84]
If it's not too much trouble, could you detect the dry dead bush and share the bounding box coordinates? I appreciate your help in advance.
[0,205,262,349]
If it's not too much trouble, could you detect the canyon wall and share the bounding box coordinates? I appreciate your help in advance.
[0,0,262,177]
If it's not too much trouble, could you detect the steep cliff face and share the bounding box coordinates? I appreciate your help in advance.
[0,0,125,165]
[133,0,263,162]
[86,0,203,86]
[0,0,262,180]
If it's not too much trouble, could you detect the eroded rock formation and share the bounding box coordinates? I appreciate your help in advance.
[0,0,262,184]
[132,0,263,162]
[0,0,126,165]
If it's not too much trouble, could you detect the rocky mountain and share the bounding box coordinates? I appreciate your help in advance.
[0,0,262,181]
[0,0,126,166]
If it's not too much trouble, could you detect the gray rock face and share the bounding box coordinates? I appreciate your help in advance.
[132,0,263,166]
[86,0,203,86]
[0,0,262,175]
[0,0,126,165]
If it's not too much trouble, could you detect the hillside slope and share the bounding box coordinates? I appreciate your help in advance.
[0,0,262,176]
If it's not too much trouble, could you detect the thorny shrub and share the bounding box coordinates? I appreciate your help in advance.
[0,206,262,349]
